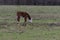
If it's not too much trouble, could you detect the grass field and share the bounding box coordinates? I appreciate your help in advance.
[0,5,60,40]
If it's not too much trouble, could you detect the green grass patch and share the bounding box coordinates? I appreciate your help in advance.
[0,5,60,40]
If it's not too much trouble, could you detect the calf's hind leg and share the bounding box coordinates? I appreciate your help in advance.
[17,16,20,24]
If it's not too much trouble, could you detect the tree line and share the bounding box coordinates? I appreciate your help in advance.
[0,0,60,5]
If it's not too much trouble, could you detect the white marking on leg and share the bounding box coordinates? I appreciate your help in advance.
[17,21,20,24]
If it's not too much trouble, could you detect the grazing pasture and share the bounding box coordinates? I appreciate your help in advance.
[0,5,60,40]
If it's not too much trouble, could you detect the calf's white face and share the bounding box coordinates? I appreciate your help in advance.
[29,18,32,23]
